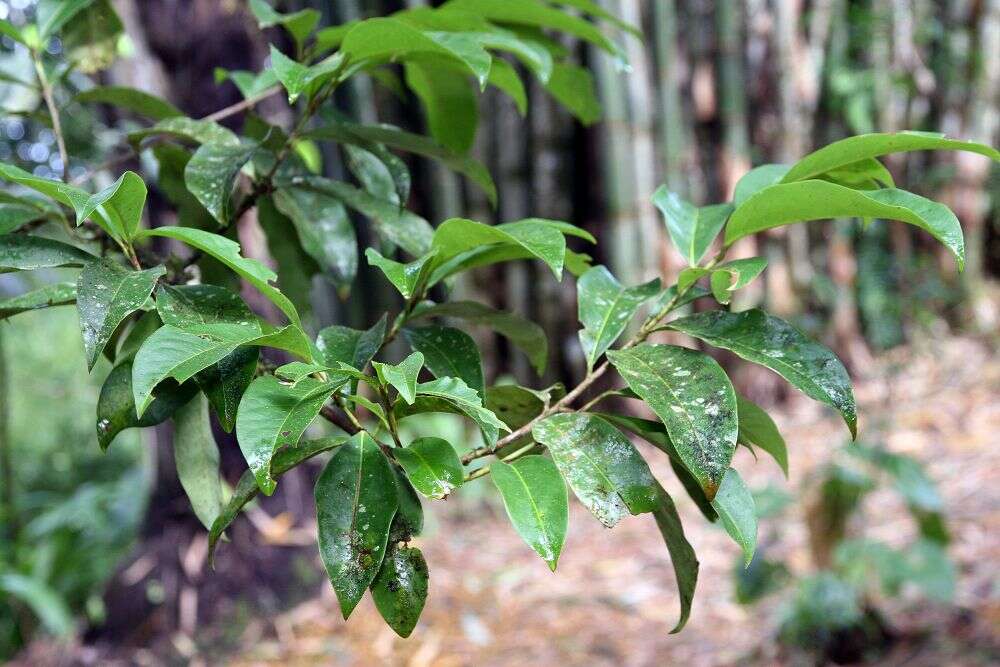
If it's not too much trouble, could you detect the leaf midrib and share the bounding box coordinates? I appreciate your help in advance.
[506,462,555,560]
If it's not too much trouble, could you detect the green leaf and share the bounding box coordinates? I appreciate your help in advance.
[250,0,319,49]
[315,432,398,619]
[711,468,757,566]
[650,485,699,633]
[487,58,527,114]
[131,323,310,418]
[709,257,767,305]
[542,63,602,125]
[237,375,342,495]
[404,326,485,399]
[724,181,966,270]
[373,351,424,405]
[399,377,509,444]
[577,266,660,370]
[0,162,91,213]
[652,186,732,265]
[531,413,659,527]
[77,171,147,242]
[0,203,47,234]
[491,455,568,571]
[137,227,309,349]
[410,300,547,375]
[129,117,240,148]
[607,343,738,498]
[96,361,197,451]
[37,0,97,39]
[269,46,345,104]
[0,19,25,45]
[0,234,94,272]
[736,395,788,477]
[370,544,428,638]
[256,194,318,316]
[393,436,463,499]
[485,384,549,455]
[0,573,74,637]
[77,259,164,370]
[274,186,357,290]
[781,131,1000,183]
[343,143,398,204]
[0,281,76,320]
[552,0,642,36]
[733,164,790,206]
[667,310,857,438]
[75,85,182,120]
[405,60,479,154]
[215,68,280,100]
[173,393,224,529]
[183,141,257,224]
[365,248,434,299]
[316,315,387,370]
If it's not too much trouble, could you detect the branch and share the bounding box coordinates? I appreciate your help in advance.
[32,54,69,182]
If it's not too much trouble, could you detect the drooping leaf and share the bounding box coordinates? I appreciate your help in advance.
[343,143,399,204]
[256,194,319,316]
[370,545,429,638]
[404,325,485,399]
[269,46,345,103]
[316,315,387,370]
[0,573,74,638]
[172,393,224,529]
[405,60,479,154]
[274,186,358,290]
[491,455,568,571]
[237,375,343,495]
[74,85,182,120]
[96,361,197,451]
[76,259,164,370]
[0,162,91,214]
[607,344,738,498]
[37,0,97,39]
[373,351,424,405]
[736,395,788,477]
[541,62,602,125]
[651,484,699,633]
[652,186,732,266]
[0,203,47,234]
[0,281,76,320]
[397,377,509,445]
[315,432,398,619]
[184,141,257,224]
[487,58,527,114]
[724,181,966,270]
[711,468,757,566]
[667,309,857,438]
[393,436,464,500]
[531,413,659,527]
[576,266,660,370]
[365,248,434,299]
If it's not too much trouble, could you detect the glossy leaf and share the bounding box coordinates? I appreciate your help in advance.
[173,393,224,529]
[711,468,757,566]
[542,62,602,125]
[668,310,857,438]
[405,60,478,154]
[74,85,182,120]
[724,181,966,270]
[373,351,424,405]
[370,545,428,638]
[709,257,767,305]
[736,395,788,477]
[343,142,410,206]
[531,413,659,527]
[399,377,509,445]
[77,171,147,242]
[96,361,197,451]
[274,186,357,290]
[316,315,387,370]
[491,455,568,571]
[0,162,91,214]
[607,344,738,498]
[256,194,318,316]
[184,141,257,224]
[652,186,732,266]
[394,436,463,500]
[651,485,699,633]
[76,259,164,370]
[733,164,790,206]
[237,375,343,495]
[576,265,660,370]
[404,326,485,399]
[250,0,319,49]
[315,433,398,619]
[269,46,345,103]
[365,249,434,299]
[129,117,239,147]
[0,281,76,320]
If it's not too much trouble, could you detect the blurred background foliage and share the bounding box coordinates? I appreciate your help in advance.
[0,0,996,663]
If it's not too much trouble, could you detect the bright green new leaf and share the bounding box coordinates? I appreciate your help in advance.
[274,186,357,289]
[0,281,76,320]
[373,351,424,405]
[724,181,966,270]
[0,162,91,215]
[269,46,345,103]
[315,432,398,619]
[77,171,147,242]
[316,315,387,371]
[668,309,858,438]
[711,467,757,566]
[736,395,788,477]
[75,86,182,120]
[577,265,660,370]
[531,413,659,527]
[405,60,479,154]
[709,257,767,305]
[652,186,733,266]
[250,0,319,49]
[491,455,568,571]
[96,361,197,451]
[77,259,164,370]
[733,164,790,206]
[173,393,224,529]
[393,436,464,499]
[404,326,485,399]
[37,0,96,39]
[183,141,257,224]
[607,343,738,499]
[487,58,527,114]
[370,544,429,638]
[651,484,699,633]
[365,248,434,299]
[542,63,602,125]
[399,377,509,445]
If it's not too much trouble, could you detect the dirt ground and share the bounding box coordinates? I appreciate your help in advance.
[205,336,998,667]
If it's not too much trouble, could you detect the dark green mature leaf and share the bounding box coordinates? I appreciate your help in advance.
[668,310,858,438]
[0,203,47,234]
[257,194,318,315]
[373,351,424,405]
[209,436,348,562]
[37,0,96,38]
[531,413,659,527]
[183,141,257,224]
[343,142,410,206]
[651,484,699,633]
[410,300,548,375]
[173,393,224,528]
[250,0,319,49]
[316,315,387,370]
[542,63,602,125]
[652,186,732,266]
[711,468,756,566]
[237,375,343,495]
[398,377,509,444]
[77,259,164,370]
[577,266,660,370]
[737,395,788,477]
[129,117,240,147]
[0,281,75,320]
[74,86,182,120]
[709,257,767,305]
[388,460,424,539]
[491,455,568,571]
[274,186,357,290]
[393,436,463,499]
[781,131,1000,183]
[485,384,550,455]
[96,361,197,450]
[370,545,429,638]
[366,249,434,299]
[724,181,966,269]
[607,344,738,499]
[405,60,478,154]
[733,164,790,206]
[137,227,309,348]
[316,432,398,619]
[404,326,485,399]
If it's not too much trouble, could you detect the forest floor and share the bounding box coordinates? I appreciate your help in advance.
[215,335,1000,667]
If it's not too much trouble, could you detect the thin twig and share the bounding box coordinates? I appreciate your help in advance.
[32,54,69,182]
